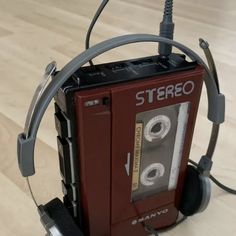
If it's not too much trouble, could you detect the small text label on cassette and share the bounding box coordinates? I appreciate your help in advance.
[131,123,143,191]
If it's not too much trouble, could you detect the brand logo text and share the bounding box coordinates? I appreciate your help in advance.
[136,81,195,106]
[131,208,169,225]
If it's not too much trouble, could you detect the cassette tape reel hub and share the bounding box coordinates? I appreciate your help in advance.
[140,163,165,186]
[144,115,171,142]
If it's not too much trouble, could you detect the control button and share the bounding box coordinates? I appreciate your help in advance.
[106,62,127,71]
[54,103,60,113]
[168,54,185,67]
[103,97,110,106]
[132,58,153,66]
[55,111,71,138]
[57,136,73,184]
[61,181,77,202]
[64,200,78,218]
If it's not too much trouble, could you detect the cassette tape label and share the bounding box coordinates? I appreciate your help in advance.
[131,102,190,201]
[132,123,143,191]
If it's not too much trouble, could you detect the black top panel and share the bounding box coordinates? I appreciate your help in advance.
[56,54,198,96]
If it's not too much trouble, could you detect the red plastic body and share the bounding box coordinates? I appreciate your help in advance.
[74,66,204,236]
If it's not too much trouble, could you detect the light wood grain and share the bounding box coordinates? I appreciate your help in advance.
[0,172,44,236]
[0,112,63,202]
[0,0,235,235]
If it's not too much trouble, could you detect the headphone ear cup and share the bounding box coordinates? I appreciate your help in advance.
[179,165,211,216]
[44,198,84,236]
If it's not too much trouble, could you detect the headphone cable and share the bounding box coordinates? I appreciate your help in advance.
[189,159,236,195]
[144,215,187,236]
[26,177,39,208]
[85,0,109,66]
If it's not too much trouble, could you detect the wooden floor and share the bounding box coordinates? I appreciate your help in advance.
[0,0,235,235]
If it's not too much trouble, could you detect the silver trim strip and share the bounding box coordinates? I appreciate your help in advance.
[125,153,131,176]
[168,102,189,190]
[67,138,76,184]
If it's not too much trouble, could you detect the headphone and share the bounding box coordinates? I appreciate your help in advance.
[17,34,225,235]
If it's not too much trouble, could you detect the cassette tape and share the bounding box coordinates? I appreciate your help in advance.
[132,102,190,201]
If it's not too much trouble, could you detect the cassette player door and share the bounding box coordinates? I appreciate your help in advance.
[110,66,204,226]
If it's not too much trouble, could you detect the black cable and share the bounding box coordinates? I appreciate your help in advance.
[85,0,109,66]
[159,0,175,56]
[206,123,220,160]
[189,159,236,195]
[210,175,236,195]
[145,215,187,235]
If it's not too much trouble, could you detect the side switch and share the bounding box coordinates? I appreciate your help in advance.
[55,112,72,138]
[61,181,77,202]
[57,136,74,184]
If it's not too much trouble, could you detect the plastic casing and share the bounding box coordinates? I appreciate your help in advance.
[54,55,204,236]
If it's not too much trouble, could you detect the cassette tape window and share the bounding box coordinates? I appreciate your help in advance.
[131,102,190,201]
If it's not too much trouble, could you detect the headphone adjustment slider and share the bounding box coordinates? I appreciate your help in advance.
[197,156,213,177]
[17,133,36,177]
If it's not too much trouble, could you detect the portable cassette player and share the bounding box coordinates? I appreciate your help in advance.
[53,54,204,235]
[17,1,236,236]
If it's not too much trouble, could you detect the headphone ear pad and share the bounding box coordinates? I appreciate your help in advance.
[179,165,204,216]
[44,198,84,236]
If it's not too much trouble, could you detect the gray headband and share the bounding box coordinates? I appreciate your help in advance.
[17,34,225,177]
